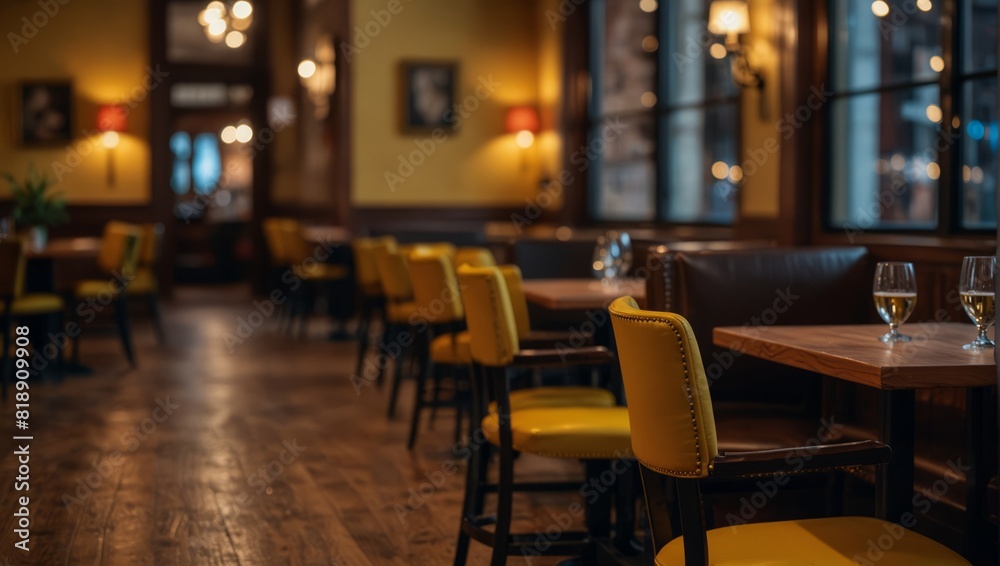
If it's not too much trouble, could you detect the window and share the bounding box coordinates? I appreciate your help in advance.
[827,0,997,232]
[589,0,740,223]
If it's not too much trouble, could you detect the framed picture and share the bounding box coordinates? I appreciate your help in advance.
[399,61,457,133]
[18,81,72,146]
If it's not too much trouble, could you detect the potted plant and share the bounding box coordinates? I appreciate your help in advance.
[2,165,69,251]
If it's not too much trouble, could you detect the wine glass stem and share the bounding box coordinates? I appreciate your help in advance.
[977,325,989,342]
[889,324,899,338]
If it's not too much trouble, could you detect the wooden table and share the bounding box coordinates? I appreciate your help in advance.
[713,323,995,557]
[521,278,645,311]
[27,236,101,260]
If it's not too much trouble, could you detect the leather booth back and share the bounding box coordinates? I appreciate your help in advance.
[648,246,872,406]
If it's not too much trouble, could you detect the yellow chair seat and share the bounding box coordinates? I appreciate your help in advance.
[430,331,471,365]
[656,516,970,566]
[386,301,418,323]
[481,407,632,460]
[76,279,123,299]
[126,268,157,295]
[489,386,617,413]
[11,293,64,316]
[294,262,349,281]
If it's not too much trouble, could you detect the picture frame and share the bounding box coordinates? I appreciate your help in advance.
[399,61,457,134]
[17,81,73,147]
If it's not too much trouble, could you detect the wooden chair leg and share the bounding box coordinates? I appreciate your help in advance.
[454,434,489,566]
[386,325,407,418]
[490,432,515,566]
[114,295,136,367]
[406,355,433,450]
[354,301,372,380]
[147,293,166,345]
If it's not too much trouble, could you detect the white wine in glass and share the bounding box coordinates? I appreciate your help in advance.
[959,256,996,350]
[873,262,917,343]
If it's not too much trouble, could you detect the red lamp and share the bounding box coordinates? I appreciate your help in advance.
[96,104,127,186]
[505,105,540,148]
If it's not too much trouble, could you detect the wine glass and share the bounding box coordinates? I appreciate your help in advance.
[592,233,615,285]
[614,231,633,278]
[872,262,917,343]
[958,256,996,350]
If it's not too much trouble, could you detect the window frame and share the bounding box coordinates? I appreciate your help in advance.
[584,0,743,227]
[819,0,998,237]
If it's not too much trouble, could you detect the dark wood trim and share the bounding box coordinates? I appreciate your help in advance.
[775,0,816,245]
[558,0,591,226]
[332,0,352,227]
[350,206,520,234]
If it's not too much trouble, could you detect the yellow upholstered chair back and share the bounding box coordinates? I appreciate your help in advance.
[138,223,163,268]
[0,239,26,300]
[410,242,457,259]
[497,265,531,340]
[277,219,313,265]
[352,236,396,295]
[263,218,293,266]
[609,297,718,478]
[453,246,496,269]
[375,245,413,302]
[456,265,520,367]
[407,247,463,324]
[98,222,142,278]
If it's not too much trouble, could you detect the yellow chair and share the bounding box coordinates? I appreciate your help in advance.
[278,220,349,339]
[374,243,419,415]
[405,246,471,448]
[125,223,165,344]
[608,296,970,566]
[453,246,496,269]
[73,222,142,367]
[351,236,396,378]
[454,265,633,566]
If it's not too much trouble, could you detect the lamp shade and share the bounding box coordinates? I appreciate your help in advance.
[708,0,751,36]
[96,104,127,132]
[505,106,540,134]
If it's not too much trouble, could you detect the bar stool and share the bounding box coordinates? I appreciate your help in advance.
[374,243,419,416]
[608,296,970,566]
[72,221,142,366]
[126,223,165,344]
[405,246,470,448]
[278,220,349,339]
[0,239,67,398]
[453,246,496,268]
[351,236,395,380]
[454,265,634,566]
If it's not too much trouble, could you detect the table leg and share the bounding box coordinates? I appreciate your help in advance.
[964,387,990,563]
[876,389,915,521]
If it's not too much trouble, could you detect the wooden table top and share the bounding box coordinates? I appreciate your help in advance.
[522,278,645,311]
[27,237,101,259]
[713,323,996,390]
[302,225,351,245]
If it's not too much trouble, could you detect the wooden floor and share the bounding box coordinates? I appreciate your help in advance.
[0,286,585,565]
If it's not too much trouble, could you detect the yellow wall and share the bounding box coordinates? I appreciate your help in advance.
[739,0,781,218]
[0,0,150,204]
[351,0,542,207]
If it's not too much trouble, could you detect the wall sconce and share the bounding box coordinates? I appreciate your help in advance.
[298,35,336,120]
[96,104,127,186]
[708,0,763,90]
[505,106,540,148]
